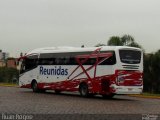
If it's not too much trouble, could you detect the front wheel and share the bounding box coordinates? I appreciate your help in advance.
[79,84,89,97]
[32,81,39,93]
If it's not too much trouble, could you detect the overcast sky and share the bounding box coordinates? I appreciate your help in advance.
[0,0,160,57]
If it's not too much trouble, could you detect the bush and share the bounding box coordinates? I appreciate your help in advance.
[0,67,19,83]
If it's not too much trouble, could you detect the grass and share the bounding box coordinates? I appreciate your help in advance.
[130,92,160,99]
[0,82,18,87]
[142,92,160,97]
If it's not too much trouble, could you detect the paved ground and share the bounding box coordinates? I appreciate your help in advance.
[0,86,160,114]
[0,86,160,120]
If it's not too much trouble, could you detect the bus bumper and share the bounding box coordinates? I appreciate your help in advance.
[110,85,143,94]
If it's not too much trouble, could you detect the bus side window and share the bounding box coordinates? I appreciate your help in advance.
[38,58,55,65]
[69,57,77,65]
[63,57,69,65]
[25,55,38,70]
[55,58,59,65]
[61,57,69,65]
[90,58,96,65]
[77,58,96,65]
[50,58,55,65]
[99,52,116,65]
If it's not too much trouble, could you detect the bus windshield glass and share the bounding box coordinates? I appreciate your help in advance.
[119,49,141,64]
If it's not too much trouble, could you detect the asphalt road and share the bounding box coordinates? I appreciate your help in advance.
[0,86,160,120]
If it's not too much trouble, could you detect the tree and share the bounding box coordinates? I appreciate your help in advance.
[107,34,142,49]
[107,36,122,46]
[129,41,142,48]
[143,50,160,93]
[151,50,160,93]
[143,54,154,93]
[121,34,134,46]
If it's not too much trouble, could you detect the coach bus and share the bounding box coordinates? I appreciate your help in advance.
[19,46,143,98]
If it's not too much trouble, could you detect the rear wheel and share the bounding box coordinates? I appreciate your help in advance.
[79,83,89,97]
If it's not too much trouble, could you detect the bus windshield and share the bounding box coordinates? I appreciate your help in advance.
[119,49,141,64]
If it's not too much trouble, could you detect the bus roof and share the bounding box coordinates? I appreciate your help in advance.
[26,46,142,55]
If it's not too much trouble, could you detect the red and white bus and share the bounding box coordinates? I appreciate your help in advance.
[19,46,143,98]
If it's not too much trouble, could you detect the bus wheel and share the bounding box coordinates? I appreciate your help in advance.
[79,83,89,97]
[102,94,115,99]
[32,81,39,93]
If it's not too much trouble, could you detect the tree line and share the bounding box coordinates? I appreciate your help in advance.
[143,50,160,93]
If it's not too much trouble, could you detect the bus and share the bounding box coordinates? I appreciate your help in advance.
[19,46,143,98]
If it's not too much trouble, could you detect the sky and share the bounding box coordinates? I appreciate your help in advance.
[0,0,160,57]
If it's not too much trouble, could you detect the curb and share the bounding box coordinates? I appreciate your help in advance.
[129,95,160,99]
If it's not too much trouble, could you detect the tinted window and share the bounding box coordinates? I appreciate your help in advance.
[38,58,55,65]
[119,50,141,64]
[39,53,71,65]
[79,58,97,65]
[25,55,38,70]
[38,51,116,65]
[39,52,92,65]
[20,55,38,74]
[99,51,116,65]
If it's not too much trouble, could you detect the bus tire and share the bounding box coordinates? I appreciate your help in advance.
[102,94,115,99]
[32,81,39,93]
[79,83,89,97]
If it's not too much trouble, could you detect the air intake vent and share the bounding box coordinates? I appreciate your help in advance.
[122,65,139,69]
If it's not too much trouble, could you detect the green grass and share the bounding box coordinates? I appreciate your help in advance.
[142,92,160,97]
[0,82,18,87]
[130,92,160,99]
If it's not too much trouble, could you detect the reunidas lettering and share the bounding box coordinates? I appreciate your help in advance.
[40,66,68,76]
